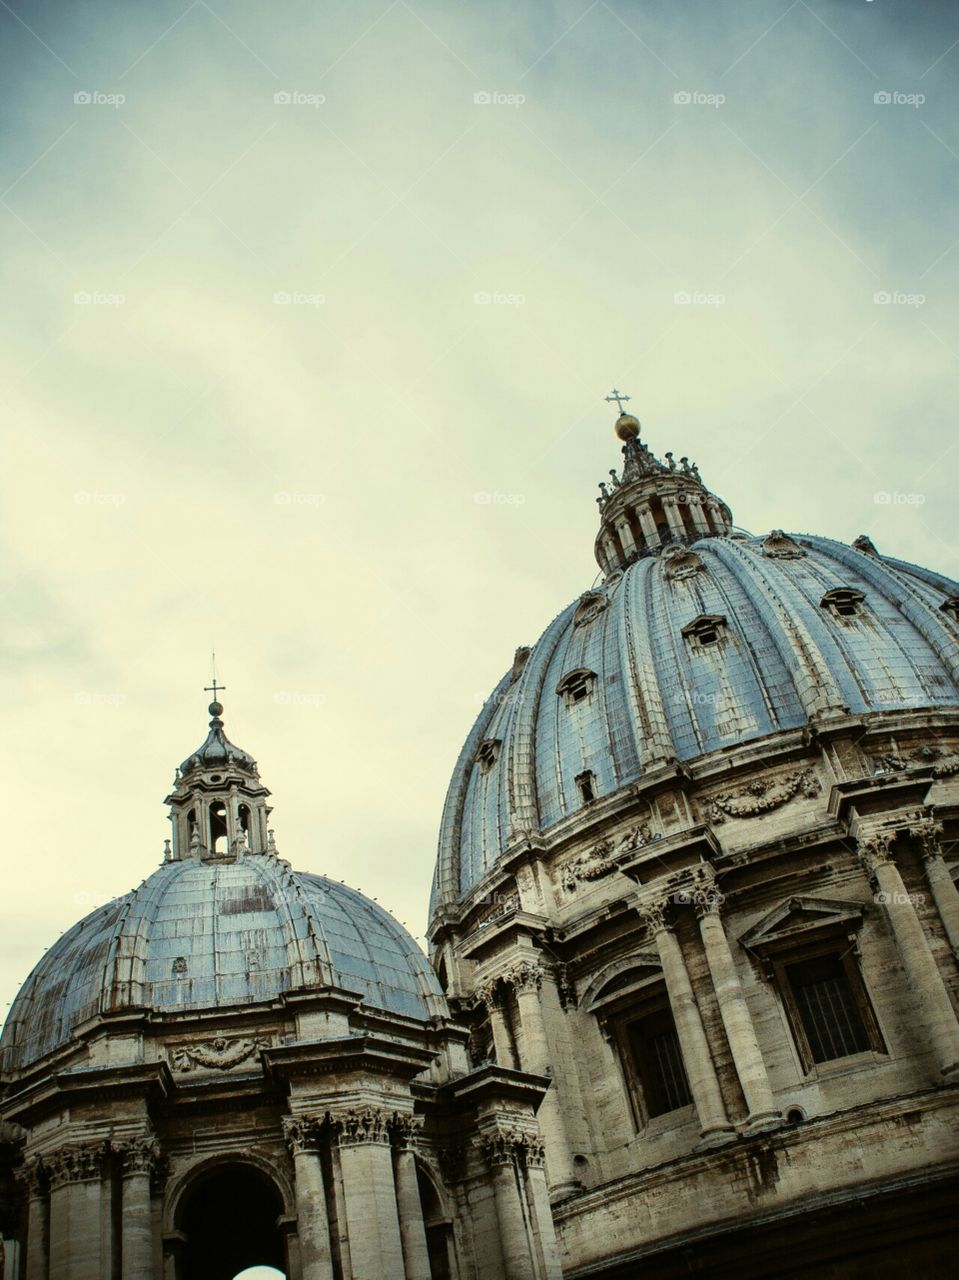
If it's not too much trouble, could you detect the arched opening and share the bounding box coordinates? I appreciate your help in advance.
[177,1163,285,1280]
[417,1163,456,1280]
[209,800,228,854]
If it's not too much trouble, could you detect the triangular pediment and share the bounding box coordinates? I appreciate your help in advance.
[739,896,863,950]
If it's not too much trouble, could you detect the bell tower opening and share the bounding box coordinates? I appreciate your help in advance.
[176,1163,286,1280]
[210,800,228,854]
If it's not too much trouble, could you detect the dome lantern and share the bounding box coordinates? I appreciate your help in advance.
[595,390,732,575]
[165,680,272,860]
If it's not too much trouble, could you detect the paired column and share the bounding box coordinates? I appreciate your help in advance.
[692,880,779,1132]
[120,1138,158,1280]
[859,833,959,1082]
[282,1118,335,1280]
[331,1108,406,1280]
[639,896,734,1143]
[911,816,959,953]
[501,961,580,1197]
[478,1125,560,1280]
[636,503,660,550]
[661,498,687,543]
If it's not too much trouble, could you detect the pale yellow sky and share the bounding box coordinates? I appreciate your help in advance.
[1,0,958,1015]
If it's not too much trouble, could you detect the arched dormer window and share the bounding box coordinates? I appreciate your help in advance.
[476,739,501,772]
[820,588,865,619]
[557,668,597,707]
[575,769,597,804]
[681,613,727,650]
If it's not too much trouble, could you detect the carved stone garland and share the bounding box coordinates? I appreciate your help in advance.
[708,769,820,824]
[562,821,655,891]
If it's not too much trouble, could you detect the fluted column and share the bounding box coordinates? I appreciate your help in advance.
[506,960,580,1197]
[478,1127,537,1280]
[688,496,712,536]
[859,833,959,1081]
[120,1138,158,1280]
[47,1144,107,1280]
[639,896,734,1143]
[282,1117,335,1280]
[20,1160,49,1280]
[911,816,959,953]
[392,1117,430,1280]
[691,880,779,1132]
[332,1108,405,1280]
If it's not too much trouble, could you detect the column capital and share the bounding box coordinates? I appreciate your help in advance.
[476,1123,542,1169]
[282,1114,323,1154]
[909,815,946,862]
[118,1136,160,1178]
[856,830,895,877]
[390,1112,423,1151]
[46,1141,109,1189]
[15,1156,47,1198]
[638,891,672,935]
[329,1106,394,1146]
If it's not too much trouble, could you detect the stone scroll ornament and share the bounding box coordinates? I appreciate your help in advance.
[169,1034,270,1072]
[562,822,654,891]
[707,769,820,824]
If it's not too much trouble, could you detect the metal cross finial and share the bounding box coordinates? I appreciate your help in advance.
[604,389,631,414]
[204,649,225,701]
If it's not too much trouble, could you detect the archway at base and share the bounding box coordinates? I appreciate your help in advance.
[176,1163,286,1280]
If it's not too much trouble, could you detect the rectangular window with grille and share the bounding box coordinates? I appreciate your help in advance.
[626,1006,692,1117]
[784,952,876,1065]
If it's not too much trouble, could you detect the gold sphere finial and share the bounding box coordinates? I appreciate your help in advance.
[615,413,640,441]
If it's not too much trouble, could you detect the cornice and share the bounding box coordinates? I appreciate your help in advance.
[262,1034,435,1085]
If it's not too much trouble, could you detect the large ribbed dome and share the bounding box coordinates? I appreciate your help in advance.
[431,529,959,912]
[2,853,445,1075]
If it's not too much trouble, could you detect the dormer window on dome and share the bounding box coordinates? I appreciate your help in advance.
[575,769,597,804]
[821,588,865,619]
[558,669,598,707]
[940,595,959,624]
[682,614,728,650]
[476,739,502,772]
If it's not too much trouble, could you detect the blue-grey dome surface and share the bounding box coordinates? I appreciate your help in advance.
[2,856,445,1073]
[431,533,959,912]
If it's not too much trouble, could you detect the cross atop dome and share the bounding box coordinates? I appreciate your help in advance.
[593,391,732,575]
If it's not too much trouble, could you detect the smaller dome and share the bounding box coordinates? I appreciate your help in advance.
[1,856,446,1074]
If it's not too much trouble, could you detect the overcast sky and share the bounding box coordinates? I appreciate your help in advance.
[1,0,957,1017]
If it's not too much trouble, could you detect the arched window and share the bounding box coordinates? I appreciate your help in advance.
[417,1163,457,1280]
[820,587,865,619]
[556,668,598,707]
[209,801,228,854]
[587,963,693,1127]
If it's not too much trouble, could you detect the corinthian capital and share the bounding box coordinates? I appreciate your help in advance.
[390,1113,423,1151]
[119,1136,159,1177]
[638,892,671,935]
[477,1124,544,1169]
[46,1142,109,1188]
[329,1106,393,1146]
[506,959,545,993]
[282,1115,322,1154]
[856,831,894,877]
[15,1158,47,1198]
[909,815,945,862]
